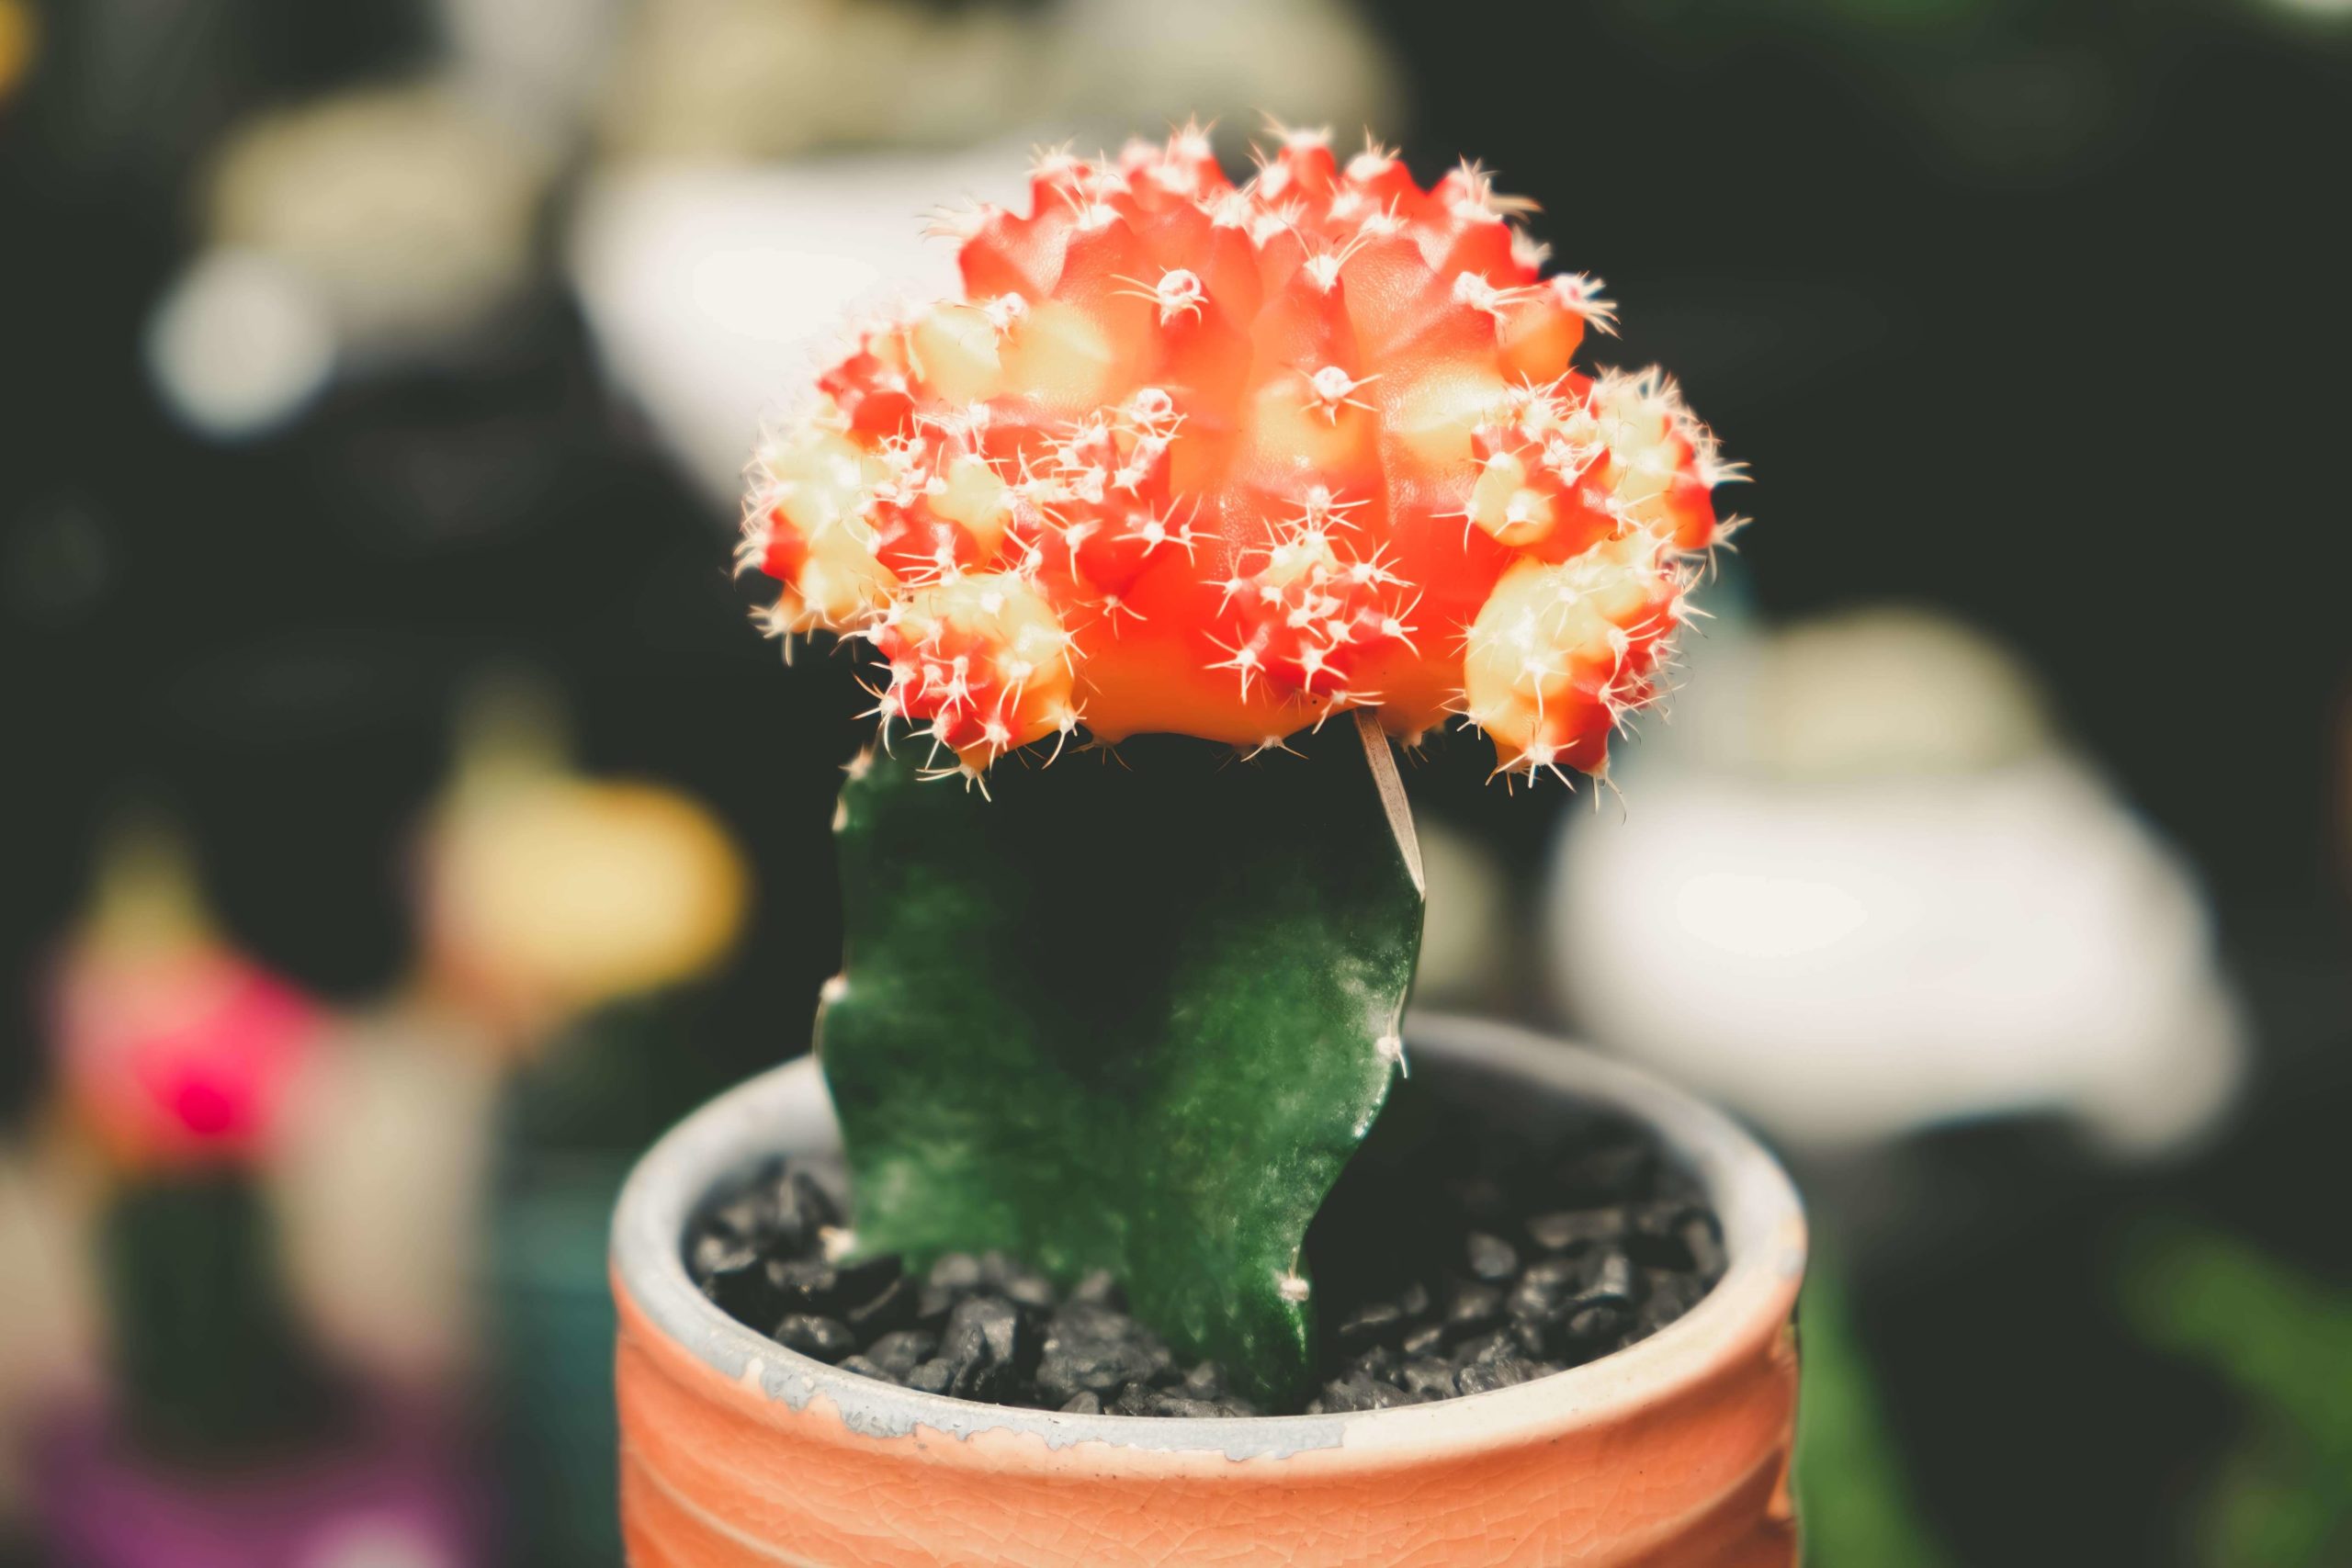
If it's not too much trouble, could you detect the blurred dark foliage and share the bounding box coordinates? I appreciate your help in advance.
[1368,0,2352,921]
[100,1174,344,1460]
[2,1,2348,1562]
[1,0,858,1133]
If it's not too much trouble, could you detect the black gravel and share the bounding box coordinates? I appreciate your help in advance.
[684,1085,1725,1418]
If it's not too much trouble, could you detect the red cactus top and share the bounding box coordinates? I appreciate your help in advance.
[741,126,1741,781]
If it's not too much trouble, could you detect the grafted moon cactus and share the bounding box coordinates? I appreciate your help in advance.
[742,123,1740,781]
[743,127,1747,1408]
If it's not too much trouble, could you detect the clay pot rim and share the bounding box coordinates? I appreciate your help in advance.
[611,1010,1804,1464]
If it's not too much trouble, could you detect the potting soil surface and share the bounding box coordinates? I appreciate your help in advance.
[684,1089,1727,1417]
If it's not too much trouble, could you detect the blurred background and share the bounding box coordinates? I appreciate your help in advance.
[2,0,2347,1563]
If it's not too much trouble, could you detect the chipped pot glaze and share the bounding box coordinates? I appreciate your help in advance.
[611,1014,1805,1566]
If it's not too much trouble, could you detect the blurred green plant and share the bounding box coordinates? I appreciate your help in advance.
[2121,1221,2352,1566]
[103,1174,338,1459]
[1795,1254,1956,1568]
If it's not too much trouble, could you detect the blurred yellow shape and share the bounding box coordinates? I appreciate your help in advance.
[422,673,752,1046]
[0,1,34,107]
[431,778,749,1017]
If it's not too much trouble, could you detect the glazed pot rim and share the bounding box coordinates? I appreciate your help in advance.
[611,1010,1804,1464]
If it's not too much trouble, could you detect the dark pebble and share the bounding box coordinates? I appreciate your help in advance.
[1577,1251,1638,1311]
[1634,1271,1708,1336]
[980,1251,1057,1311]
[866,1329,939,1379]
[1681,1215,1728,1280]
[1399,1360,1459,1400]
[1464,1232,1519,1283]
[787,1170,842,1233]
[1507,1256,1583,1325]
[1396,1281,1431,1320]
[940,1296,1034,1402]
[836,1355,895,1384]
[1059,1392,1102,1415]
[693,1233,755,1279]
[844,1273,918,1334]
[1334,1300,1407,1351]
[1181,1362,1227,1400]
[1651,1268,1709,1314]
[1526,1209,1627,1252]
[1624,1201,1702,1270]
[1047,1300,1117,1335]
[773,1314,856,1362]
[1456,1327,1522,1365]
[1555,1142,1653,1204]
[904,1359,955,1395]
[927,1253,984,1293]
[697,1247,775,1325]
[706,1191,769,1247]
[836,1253,903,1299]
[1035,1311,1170,1405]
[766,1258,843,1315]
[1312,1375,1424,1414]
[1452,1176,1511,1226]
[1455,1357,1551,1396]
[1400,1322,1448,1359]
[915,1282,962,1327]
[1443,1281,1503,1338]
[1564,1302,1631,1350]
[1114,1390,1247,1419]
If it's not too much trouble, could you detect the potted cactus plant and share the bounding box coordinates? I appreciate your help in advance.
[612,125,1805,1564]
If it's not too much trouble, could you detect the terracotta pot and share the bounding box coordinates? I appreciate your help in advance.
[611,1014,1806,1566]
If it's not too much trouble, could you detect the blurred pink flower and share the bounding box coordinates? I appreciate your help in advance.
[53,947,324,1171]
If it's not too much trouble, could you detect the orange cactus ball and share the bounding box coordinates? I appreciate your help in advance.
[741,125,1743,781]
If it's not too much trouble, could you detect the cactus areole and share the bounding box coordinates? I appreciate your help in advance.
[742,127,1745,1408]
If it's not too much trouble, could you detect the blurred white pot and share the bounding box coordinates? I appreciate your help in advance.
[571,0,1404,509]
[569,147,1022,505]
[1546,607,2246,1158]
[0,1142,102,1527]
[596,0,1400,166]
[273,1005,503,1387]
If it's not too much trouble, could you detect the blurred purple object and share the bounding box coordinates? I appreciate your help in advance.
[33,1394,489,1568]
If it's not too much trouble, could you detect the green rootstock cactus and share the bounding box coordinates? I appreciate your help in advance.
[818,716,1423,1406]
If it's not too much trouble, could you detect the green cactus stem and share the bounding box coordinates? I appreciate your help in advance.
[101,1172,339,1459]
[817,713,1425,1409]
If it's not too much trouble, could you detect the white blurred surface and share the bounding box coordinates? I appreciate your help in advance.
[569,0,1407,509]
[570,148,1026,504]
[0,1143,100,1522]
[145,250,336,440]
[1548,609,2246,1156]
[436,0,627,136]
[597,0,1400,164]
[274,1009,503,1386]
